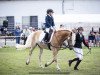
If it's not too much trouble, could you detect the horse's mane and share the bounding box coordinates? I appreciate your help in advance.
[36,29,71,33]
[55,29,71,33]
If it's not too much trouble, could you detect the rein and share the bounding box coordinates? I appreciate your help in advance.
[49,43,69,50]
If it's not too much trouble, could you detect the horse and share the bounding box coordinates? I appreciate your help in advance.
[25,29,73,71]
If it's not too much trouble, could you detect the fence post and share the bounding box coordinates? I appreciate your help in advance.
[5,35,6,45]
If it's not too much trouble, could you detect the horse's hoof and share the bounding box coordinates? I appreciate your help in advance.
[26,59,30,65]
[57,68,61,71]
[45,63,48,67]
[26,61,30,65]
[40,65,44,68]
[26,62,29,65]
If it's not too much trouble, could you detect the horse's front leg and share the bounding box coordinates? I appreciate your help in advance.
[53,50,60,71]
[26,47,34,65]
[45,49,60,71]
[39,48,44,68]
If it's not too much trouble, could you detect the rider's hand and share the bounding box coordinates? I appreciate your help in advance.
[51,26,55,31]
[52,26,56,31]
[50,26,53,30]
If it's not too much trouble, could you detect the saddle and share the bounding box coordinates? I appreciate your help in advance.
[43,29,53,50]
[44,28,53,43]
[39,29,53,50]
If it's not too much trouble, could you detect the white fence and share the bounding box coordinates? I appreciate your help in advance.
[0,36,23,47]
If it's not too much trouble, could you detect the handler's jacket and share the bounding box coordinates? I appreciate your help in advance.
[45,14,55,28]
[74,33,89,48]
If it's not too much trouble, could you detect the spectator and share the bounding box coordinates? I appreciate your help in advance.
[0,26,4,35]
[29,27,34,34]
[95,32,100,47]
[32,27,36,31]
[60,24,64,28]
[57,24,65,30]
[23,26,30,45]
[88,31,95,47]
[3,20,8,28]
[14,26,22,44]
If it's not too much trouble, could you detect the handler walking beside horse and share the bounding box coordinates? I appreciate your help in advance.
[68,27,91,70]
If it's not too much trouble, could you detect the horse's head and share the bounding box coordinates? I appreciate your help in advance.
[54,30,73,50]
[67,32,73,50]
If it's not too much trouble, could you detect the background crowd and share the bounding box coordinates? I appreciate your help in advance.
[88,31,100,47]
[14,26,36,45]
[0,20,100,47]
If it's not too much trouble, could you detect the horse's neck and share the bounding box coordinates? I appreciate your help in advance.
[59,32,69,43]
[52,30,70,45]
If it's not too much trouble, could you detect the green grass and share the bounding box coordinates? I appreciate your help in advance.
[0,47,100,75]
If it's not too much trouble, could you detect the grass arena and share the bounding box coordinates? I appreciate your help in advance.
[0,0,100,75]
[0,47,100,75]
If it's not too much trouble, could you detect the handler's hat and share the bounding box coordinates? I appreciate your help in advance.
[78,27,84,31]
[47,9,54,14]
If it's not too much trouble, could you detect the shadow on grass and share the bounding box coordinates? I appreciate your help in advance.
[28,67,70,74]
[29,72,70,74]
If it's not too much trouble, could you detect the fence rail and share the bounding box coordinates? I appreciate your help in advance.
[0,36,23,46]
[0,36,22,39]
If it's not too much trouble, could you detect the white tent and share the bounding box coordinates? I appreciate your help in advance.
[54,14,100,23]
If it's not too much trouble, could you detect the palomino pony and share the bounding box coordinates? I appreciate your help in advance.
[26,29,73,71]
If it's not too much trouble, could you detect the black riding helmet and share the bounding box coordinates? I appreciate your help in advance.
[78,27,84,31]
[47,9,54,14]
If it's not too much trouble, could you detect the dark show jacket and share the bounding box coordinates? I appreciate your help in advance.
[45,15,55,28]
[74,33,89,49]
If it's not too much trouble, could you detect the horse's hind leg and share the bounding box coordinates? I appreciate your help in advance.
[39,48,44,68]
[26,44,36,65]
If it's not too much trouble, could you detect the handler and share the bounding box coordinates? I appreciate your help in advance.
[68,27,91,70]
[44,9,55,43]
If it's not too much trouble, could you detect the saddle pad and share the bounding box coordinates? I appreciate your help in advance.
[39,31,45,42]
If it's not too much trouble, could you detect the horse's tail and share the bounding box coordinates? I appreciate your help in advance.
[16,32,35,50]
[16,44,27,50]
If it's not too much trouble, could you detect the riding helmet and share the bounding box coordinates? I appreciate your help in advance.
[78,27,84,31]
[47,9,54,14]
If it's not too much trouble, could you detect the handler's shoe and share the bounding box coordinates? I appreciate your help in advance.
[74,67,79,70]
[68,60,72,67]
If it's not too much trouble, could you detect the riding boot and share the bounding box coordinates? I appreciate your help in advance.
[47,33,51,42]
[74,60,81,70]
[68,58,79,67]
[44,32,49,43]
